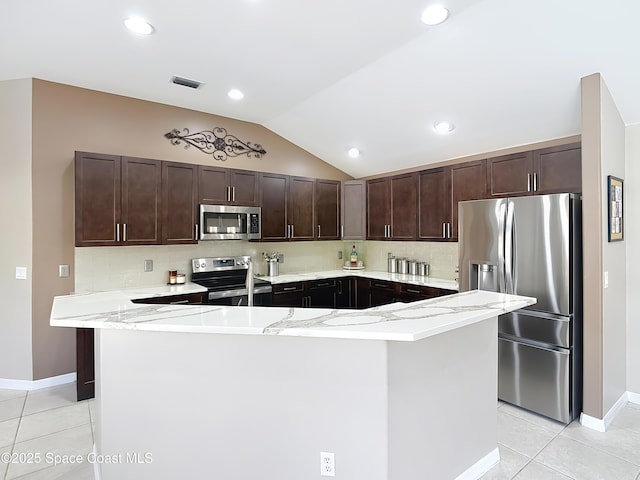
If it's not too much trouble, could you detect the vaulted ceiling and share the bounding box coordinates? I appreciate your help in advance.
[2,0,638,177]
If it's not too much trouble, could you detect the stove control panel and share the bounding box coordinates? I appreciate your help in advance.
[191,256,252,273]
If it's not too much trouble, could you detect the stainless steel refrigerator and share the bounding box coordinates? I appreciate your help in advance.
[458,193,582,423]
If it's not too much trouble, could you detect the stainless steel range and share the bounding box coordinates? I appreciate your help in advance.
[191,256,272,306]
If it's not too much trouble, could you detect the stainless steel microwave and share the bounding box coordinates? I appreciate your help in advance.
[199,205,261,240]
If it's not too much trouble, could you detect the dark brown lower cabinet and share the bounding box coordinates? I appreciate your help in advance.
[271,282,306,307]
[308,279,336,308]
[76,328,95,401]
[369,280,398,307]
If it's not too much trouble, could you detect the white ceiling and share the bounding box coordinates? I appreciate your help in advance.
[2,0,639,177]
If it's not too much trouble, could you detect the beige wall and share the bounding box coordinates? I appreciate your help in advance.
[28,79,350,380]
[626,124,640,393]
[581,73,627,418]
[0,79,34,380]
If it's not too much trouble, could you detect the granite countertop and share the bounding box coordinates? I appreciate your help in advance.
[50,284,534,341]
[258,270,459,291]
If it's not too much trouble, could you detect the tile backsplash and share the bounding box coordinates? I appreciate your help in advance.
[75,241,459,292]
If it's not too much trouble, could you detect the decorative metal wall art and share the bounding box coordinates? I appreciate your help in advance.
[164,127,266,161]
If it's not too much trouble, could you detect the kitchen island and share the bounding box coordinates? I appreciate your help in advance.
[50,289,534,480]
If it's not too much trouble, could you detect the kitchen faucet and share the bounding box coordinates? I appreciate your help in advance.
[245,257,254,307]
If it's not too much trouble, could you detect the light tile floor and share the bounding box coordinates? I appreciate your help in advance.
[1,384,640,479]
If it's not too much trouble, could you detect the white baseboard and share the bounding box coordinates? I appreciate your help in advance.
[627,391,640,405]
[0,372,76,391]
[580,391,629,432]
[455,447,500,480]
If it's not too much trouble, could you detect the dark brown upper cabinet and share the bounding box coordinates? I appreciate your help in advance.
[199,166,260,206]
[260,173,289,241]
[417,160,487,241]
[75,152,161,247]
[315,179,341,240]
[367,173,417,240]
[533,143,582,195]
[161,161,198,244]
[488,143,581,197]
[288,176,316,240]
[341,180,366,240]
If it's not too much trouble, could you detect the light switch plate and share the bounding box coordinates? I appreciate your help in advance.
[144,259,153,272]
[59,265,70,278]
[16,267,27,280]
[604,271,609,289]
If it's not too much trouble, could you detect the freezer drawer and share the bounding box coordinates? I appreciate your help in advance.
[498,337,571,423]
[499,310,571,348]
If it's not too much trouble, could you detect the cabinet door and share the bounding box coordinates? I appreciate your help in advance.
[74,152,121,246]
[450,160,487,240]
[367,178,391,240]
[316,179,340,240]
[336,277,352,308]
[121,157,161,245]
[272,282,306,307]
[199,166,230,204]
[533,143,581,194]
[162,162,198,244]
[354,278,371,309]
[370,280,398,307]
[418,167,451,241]
[487,152,533,197]
[390,173,417,240]
[76,328,95,401]
[289,176,316,240]
[341,180,366,240]
[229,169,261,206]
[261,173,289,241]
[309,279,337,308]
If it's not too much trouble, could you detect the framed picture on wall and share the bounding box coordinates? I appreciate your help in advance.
[607,175,624,242]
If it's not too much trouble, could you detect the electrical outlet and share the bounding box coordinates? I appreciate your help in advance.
[320,452,335,477]
[59,264,70,278]
[144,259,154,272]
[277,253,285,264]
[337,251,343,260]
[15,267,27,280]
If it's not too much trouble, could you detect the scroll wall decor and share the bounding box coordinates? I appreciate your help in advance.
[164,127,266,161]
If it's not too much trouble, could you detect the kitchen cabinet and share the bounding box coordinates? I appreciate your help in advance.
[76,328,95,401]
[367,173,417,240]
[162,161,199,244]
[131,292,207,305]
[397,284,440,302]
[260,173,289,241]
[75,152,161,247]
[199,166,260,206]
[260,174,316,241]
[354,277,371,309]
[341,180,366,240]
[418,160,487,241]
[369,280,398,307]
[315,179,341,240]
[487,143,581,197]
[533,143,582,194]
[288,176,316,240]
[336,277,352,308]
[271,282,306,307]
[308,279,337,308]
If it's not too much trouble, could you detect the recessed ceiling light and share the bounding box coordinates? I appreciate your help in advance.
[124,16,154,35]
[421,5,449,25]
[433,121,455,134]
[228,89,245,100]
[348,148,360,158]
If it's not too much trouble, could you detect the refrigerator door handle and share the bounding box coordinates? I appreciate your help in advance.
[497,202,507,293]
[505,200,515,294]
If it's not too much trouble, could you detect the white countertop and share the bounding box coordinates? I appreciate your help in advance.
[259,269,459,290]
[50,283,534,341]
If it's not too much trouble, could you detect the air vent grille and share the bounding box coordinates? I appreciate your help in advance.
[171,76,202,89]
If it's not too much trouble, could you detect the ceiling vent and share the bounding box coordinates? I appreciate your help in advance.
[170,76,202,89]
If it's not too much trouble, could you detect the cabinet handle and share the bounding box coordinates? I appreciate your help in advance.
[448,223,452,238]
[232,186,236,202]
[283,286,298,291]
[341,225,344,238]
[316,282,331,288]
[116,223,120,242]
[373,283,389,288]
[291,225,294,238]
[170,300,190,305]
[389,224,392,238]
[337,282,343,295]
[317,225,321,238]
[406,288,421,294]
[442,223,446,239]
[527,173,531,192]
[123,223,127,242]
[533,173,538,192]
[195,224,199,241]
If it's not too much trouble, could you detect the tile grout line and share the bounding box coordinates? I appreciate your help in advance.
[4,392,28,480]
